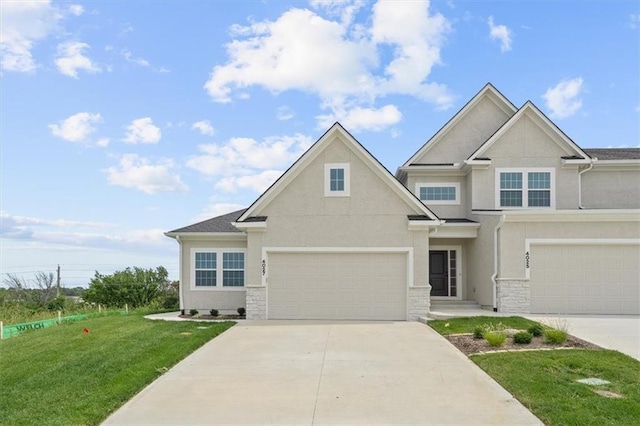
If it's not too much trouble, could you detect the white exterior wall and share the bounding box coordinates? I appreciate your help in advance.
[412,95,513,164]
[472,114,580,210]
[179,238,247,313]
[407,174,467,218]
[246,137,431,320]
[582,168,640,209]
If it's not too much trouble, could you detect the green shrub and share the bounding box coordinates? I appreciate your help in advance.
[513,331,533,344]
[209,309,219,317]
[527,324,544,337]
[161,293,179,309]
[237,307,246,316]
[473,326,484,339]
[189,309,199,317]
[544,328,567,344]
[484,331,507,347]
[47,296,66,311]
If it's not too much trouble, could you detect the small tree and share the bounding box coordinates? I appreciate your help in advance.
[84,266,170,308]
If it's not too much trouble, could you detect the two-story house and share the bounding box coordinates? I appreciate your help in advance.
[166,84,640,320]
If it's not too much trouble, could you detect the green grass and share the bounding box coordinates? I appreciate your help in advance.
[428,316,540,335]
[0,313,234,425]
[472,350,640,426]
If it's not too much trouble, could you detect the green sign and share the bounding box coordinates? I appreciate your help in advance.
[2,314,88,339]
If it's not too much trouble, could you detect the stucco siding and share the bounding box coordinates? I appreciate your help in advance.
[473,115,580,210]
[407,175,467,218]
[179,238,247,313]
[582,169,640,209]
[466,214,500,307]
[412,96,512,164]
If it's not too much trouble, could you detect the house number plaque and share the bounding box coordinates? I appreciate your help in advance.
[262,259,266,276]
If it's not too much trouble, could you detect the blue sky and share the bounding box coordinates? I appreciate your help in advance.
[1,0,638,287]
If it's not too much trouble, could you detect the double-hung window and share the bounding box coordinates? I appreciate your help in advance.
[192,250,245,289]
[324,163,350,196]
[496,169,554,209]
[416,183,460,205]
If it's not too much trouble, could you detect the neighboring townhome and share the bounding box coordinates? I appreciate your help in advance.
[166,83,640,320]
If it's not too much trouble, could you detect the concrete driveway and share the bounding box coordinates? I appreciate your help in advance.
[104,321,541,425]
[525,314,640,361]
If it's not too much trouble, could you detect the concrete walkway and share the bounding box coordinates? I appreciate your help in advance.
[104,321,541,425]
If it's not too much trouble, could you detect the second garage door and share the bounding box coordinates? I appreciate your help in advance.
[267,252,407,320]
[529,244,640,314]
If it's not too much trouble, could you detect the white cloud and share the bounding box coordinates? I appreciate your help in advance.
[193,201,246,223]
[121,48,149,67]
[216,170,284,193]
[105,154,188,194]
[1,210,113,230]
[191,120,215,136]
[542,77,584,119]
[96,138,110,147]
[488,16,512,52]
[49,112,101,142]
[204,1,453,130]
[55,41,101,78]
[276,106,294,121]
[0,0,63,72]
[123,117,162,144]
[68,4,84,16]
[186,133,313,177]
[317,104,402,131]
[630,13,640,29]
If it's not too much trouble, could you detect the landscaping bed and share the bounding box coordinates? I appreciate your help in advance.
[446,333,600,355]
[179,314,246,320]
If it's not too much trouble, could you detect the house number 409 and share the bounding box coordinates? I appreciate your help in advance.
[525,251,530,269]
[262,259,266,276]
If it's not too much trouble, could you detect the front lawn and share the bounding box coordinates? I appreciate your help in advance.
[473,350,640,426]
[428,315,539,335]
[429,316,640,425]
[0,313,234,425]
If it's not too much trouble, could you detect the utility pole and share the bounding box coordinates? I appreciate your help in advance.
[56,265,61,297]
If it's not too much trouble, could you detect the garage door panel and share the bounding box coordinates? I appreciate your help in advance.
[530,244,640,315]
[268,252,407,320]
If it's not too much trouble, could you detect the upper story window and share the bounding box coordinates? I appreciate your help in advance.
[192,249,245,290]
[324,163,350,197]
[415,183,460,205]
[496,168,555,209]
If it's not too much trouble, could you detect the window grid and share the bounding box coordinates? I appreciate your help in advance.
[330,168,345,191]
[223,252,245,287]
[499,171,552,208]
[420,186,456,201]
[195,252,217,287]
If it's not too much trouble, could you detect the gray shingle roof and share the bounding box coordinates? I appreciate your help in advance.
[584,148,640,160]
[169,209,247,233]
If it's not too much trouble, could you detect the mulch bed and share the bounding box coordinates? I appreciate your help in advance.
[446,333,601,356]
[178,314,246,320]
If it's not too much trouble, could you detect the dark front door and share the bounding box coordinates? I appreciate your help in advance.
[429,250,448,297]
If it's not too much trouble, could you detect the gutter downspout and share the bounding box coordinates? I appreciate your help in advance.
[176,235,184,313]
[578,159,596,209]
[491,214,506,312]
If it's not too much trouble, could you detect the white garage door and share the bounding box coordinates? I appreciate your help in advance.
[530,244,640,314]
[267,252,407,320]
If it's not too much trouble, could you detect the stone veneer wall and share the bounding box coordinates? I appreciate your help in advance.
[497,280,531,313]
[246,286,266,320]
[408,286,431,321]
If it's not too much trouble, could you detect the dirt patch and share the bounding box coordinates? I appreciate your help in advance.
[446,333,601,356]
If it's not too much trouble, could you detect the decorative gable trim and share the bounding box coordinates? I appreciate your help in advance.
[466,101,591,162]
[238,122,439,222]
[402,83,517,167]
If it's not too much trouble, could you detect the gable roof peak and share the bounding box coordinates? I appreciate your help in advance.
[238,123,439,222]
[402,83,518,166]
